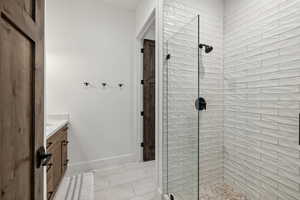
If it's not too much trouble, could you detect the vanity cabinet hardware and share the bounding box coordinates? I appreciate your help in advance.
[47,192,54,200]
[47,142,53,149]
[64,159,69,166]
[62,140,69,145]
[47,163,53,171]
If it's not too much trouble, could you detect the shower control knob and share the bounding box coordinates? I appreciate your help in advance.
[195,97,207,111]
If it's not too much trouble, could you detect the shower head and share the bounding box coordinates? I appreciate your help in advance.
[199,43,213,54]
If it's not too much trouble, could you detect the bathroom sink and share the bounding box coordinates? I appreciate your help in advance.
[45,119,68,138]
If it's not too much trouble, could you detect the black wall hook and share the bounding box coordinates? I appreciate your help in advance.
[199,43,213,53]
[83,81,90,87]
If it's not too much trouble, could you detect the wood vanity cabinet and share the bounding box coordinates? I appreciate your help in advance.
[46,126,69,200]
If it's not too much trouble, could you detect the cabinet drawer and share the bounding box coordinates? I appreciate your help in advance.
[46,135,58,150]
[61,128,69,175]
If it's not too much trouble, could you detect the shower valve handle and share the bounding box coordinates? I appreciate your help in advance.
[195,97,207,111]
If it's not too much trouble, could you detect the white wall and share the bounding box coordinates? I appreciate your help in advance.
[133,0,157,164]
[135,0,156,36]
[224,0,300,199]
[144,21,156,40]
[46,0,136,170]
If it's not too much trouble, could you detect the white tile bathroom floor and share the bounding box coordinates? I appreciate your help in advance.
[94,161,160,200]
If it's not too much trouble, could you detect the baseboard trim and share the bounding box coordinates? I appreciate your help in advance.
[163,194,170,200]
[157,188,166,200]
[67,153,137,175]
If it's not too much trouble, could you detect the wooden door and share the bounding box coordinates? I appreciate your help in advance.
[143,39,155,161]
[0,0,45,199]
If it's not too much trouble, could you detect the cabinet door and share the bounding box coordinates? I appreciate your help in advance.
[61,130,68,175]
[47,157,54,200]
[52,143,62,188]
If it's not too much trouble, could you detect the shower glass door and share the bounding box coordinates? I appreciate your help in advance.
[165,15,200,200]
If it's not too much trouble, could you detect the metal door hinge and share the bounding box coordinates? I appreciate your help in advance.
[141,142,144,147]
[166,54,171,60]
[141,111,144,116]
[169,194,175,200]
[141,48,144,53]
[141,80,144,85]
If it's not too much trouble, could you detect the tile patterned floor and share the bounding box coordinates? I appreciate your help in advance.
[93,161,247,200]
[93,161,160,200]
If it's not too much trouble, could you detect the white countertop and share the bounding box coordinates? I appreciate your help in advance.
[45,114,69,138]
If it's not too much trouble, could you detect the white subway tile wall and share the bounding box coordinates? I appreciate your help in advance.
[162,0,224,198]
[163,0,300,199]
[224,0,300,199]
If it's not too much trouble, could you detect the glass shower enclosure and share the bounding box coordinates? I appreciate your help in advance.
[164,15,200,200]
[164,14,224,200]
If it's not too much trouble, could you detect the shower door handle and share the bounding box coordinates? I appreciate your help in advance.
[195,97,206,111]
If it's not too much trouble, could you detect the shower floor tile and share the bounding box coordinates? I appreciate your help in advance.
[171,184,247,200]
[199,184,247,200]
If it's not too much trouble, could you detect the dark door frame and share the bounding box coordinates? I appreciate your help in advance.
[135,11,157,163]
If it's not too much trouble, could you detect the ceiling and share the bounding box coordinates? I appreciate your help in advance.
[102,0,140,11]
